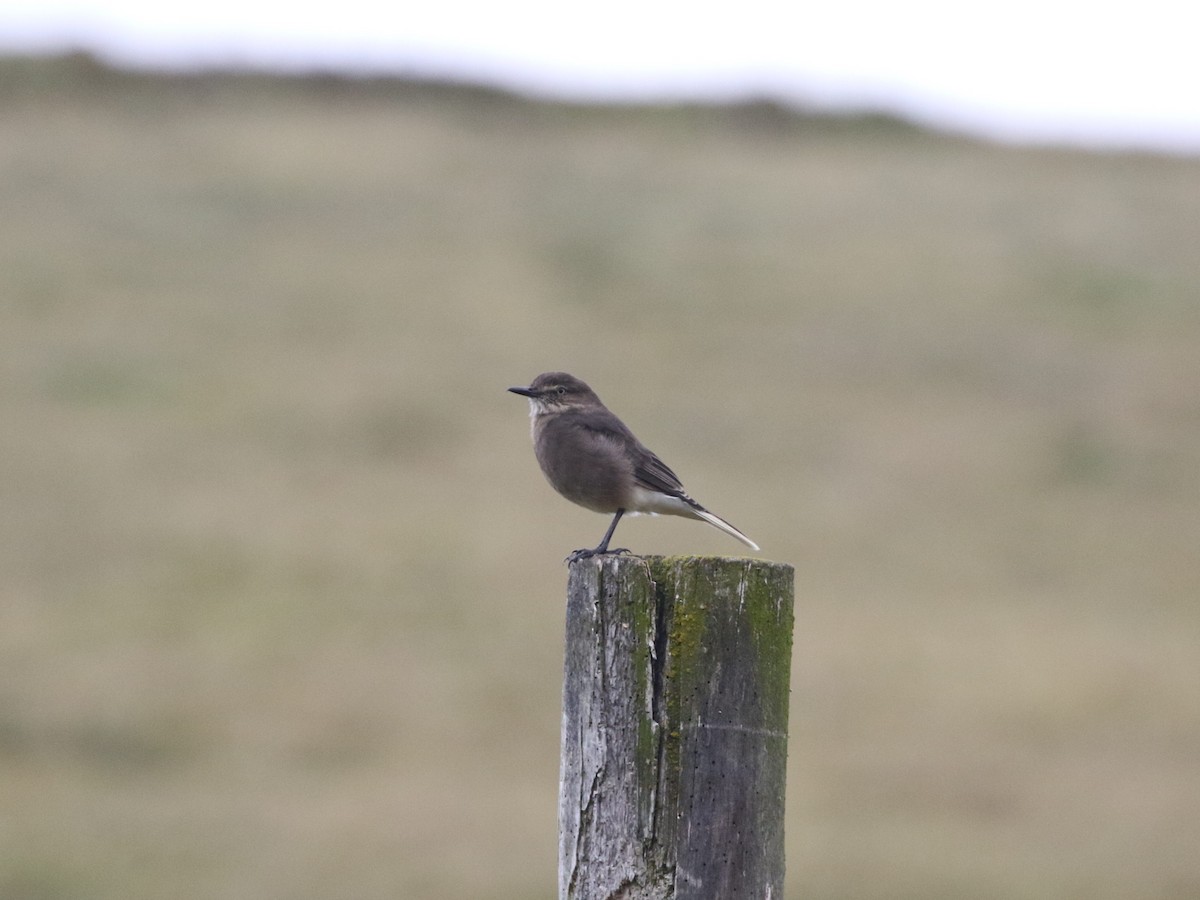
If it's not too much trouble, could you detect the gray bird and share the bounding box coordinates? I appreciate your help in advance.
[509,372,759,561]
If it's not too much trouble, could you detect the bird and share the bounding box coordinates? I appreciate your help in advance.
[508,372,759,561]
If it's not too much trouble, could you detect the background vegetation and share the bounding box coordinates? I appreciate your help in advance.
[2,53,1198,899]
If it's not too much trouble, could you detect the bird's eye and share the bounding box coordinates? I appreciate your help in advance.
[556,386,566,395]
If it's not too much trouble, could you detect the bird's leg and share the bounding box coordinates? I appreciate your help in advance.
[593,508,627,555]
[566,509,630,563]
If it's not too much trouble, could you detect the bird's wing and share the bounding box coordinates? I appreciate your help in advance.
[631,448,688,499]
[568,409,689,499]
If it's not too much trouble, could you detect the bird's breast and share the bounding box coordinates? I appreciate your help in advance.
[532,413,630,513]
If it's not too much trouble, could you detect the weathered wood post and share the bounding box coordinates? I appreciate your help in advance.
[560,555,795,900]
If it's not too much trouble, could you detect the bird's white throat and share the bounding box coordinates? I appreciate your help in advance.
[526,399,540,440]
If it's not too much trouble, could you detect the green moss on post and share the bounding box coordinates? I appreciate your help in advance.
[560,555,795,900]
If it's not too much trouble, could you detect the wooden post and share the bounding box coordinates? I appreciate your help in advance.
[559,555,795,900]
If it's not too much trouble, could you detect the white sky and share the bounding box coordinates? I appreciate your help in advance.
[2,0,1199,152]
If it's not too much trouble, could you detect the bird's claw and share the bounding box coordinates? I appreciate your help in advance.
[565,547,631,564]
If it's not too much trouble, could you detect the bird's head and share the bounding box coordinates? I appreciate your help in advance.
[508,372,602,413]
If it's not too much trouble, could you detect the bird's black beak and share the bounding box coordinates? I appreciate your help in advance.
[508,386,536,397]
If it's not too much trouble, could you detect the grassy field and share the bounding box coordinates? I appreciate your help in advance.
[2,53,1199,899]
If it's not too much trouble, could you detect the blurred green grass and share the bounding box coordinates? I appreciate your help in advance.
[2,53,1199,899]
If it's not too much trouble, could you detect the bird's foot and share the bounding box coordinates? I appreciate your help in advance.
[565,547,631,564]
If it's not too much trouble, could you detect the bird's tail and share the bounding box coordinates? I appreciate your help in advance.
[692,507,760,552]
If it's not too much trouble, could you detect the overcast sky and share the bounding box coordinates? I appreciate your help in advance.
[2,0,1198,152]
